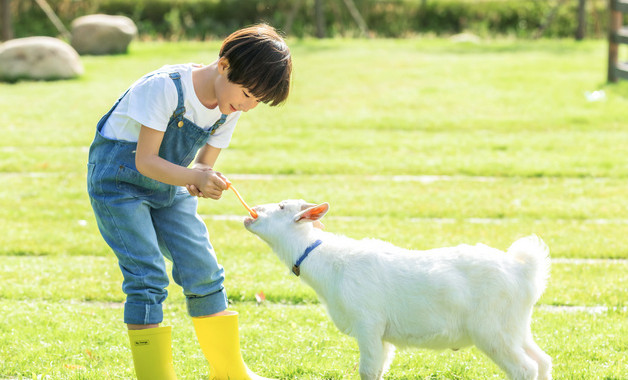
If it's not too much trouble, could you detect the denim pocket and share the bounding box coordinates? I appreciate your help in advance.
[116,164,164,197]
[176,186,190,195]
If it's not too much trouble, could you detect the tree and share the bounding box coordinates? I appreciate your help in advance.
[1,0,13,41]
[576,0,587,40]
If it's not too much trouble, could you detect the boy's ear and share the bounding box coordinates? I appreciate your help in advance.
[218,57,230,74]
[294,203,329,223]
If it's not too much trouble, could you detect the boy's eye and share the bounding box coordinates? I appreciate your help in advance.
[243,90,261,103]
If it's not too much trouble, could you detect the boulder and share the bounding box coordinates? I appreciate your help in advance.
[0,36,83,82]
[449,33,481,44]
[71,14,137,55]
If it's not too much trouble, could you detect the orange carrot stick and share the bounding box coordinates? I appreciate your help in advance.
[226,182,258,218]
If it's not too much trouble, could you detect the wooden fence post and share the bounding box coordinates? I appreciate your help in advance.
[608,0,628,82]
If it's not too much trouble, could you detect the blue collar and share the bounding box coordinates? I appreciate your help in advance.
[292,239,323,276]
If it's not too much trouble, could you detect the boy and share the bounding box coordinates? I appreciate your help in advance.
[87,24,291,379]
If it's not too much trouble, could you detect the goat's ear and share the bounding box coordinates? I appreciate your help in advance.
[300,202,317,211]
[294,203,329,223]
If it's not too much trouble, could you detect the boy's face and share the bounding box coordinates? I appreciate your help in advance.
[215,59,260,115]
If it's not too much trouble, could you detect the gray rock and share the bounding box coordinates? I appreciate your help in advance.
[0,36,83,81]
[449,33,481,44]
[71,14,137,55]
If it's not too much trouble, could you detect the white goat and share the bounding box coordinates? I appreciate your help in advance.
[244,200,552,380]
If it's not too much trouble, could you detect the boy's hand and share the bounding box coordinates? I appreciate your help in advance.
[186,165,210,197]
[186,169,229,199]
[185,183,203,197]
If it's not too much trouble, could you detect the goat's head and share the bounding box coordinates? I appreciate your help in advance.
[244,199,329,248]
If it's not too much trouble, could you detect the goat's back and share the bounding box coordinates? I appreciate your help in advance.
[307,234,547,347]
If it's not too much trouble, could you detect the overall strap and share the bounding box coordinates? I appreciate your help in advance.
[96,87,131,132]
[208,113,228,135]
[169,72,186,124]
[168,71,227,133]
[97,71,163,132]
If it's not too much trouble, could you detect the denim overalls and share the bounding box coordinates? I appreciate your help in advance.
[87,71,229,325]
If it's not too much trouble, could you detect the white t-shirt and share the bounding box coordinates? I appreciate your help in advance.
[101,63,240,149]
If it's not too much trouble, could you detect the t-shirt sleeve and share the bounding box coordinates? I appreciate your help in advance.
[126,74,178,132]
[206,112,240,149]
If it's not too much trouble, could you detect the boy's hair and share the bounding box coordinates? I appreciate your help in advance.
[220,24,292,107]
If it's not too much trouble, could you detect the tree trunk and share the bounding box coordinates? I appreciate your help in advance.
[1,0,13,41]
[315,0,325,38]
[576,0,587,40]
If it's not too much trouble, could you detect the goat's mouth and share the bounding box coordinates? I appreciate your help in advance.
[243,216,257,228]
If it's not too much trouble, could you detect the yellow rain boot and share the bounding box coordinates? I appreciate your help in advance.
[128,326,177,380]
[192,312,274,380]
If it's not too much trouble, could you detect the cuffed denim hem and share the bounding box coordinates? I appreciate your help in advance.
[124,302,164,325]
[186,288,228,317]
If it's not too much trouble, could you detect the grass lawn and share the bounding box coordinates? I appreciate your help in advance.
[0,37,627,379]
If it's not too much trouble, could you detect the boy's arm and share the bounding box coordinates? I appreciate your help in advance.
[187,144,228,198]
[192,144,222,170]
[135,125,227,199]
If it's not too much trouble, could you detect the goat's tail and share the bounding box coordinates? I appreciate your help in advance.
[507,235,551,301]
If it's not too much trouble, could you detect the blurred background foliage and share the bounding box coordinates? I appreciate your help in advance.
[6,0,620,40]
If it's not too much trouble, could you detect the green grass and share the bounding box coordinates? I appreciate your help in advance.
[0,38,627,379]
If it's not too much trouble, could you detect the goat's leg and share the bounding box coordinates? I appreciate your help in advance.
[474,336,539,380]
[356,335,389,380]
[523,335,552,380]
[380,342,396,377]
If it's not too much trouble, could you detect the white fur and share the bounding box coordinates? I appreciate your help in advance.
[244,200,552,380]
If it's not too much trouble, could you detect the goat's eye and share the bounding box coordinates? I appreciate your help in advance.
[279,203,285,210]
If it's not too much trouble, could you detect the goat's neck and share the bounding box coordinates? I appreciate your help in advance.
[273,228,325,267]
[277,229,341,303]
